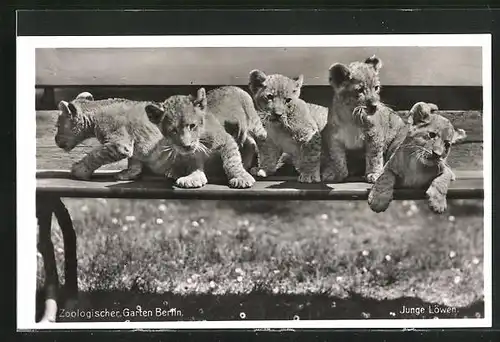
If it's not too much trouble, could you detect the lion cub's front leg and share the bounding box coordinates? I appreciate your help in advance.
[250,137,282,178]
[364,135,384,183]
[296,132,322,183]
[321,136,349,183]
[115,158,143,181]
[426,167,455,214]
[219,133,255,188]
[71,140,133,180]
[368,168,397,213]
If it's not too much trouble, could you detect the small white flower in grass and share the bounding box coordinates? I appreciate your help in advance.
[187,278,192,284]
[140,223,146,229]
[409,203,418,212]
[385,255,392,262]
[235,268,244,275]
[336,276,343,282]
[406,210,413,217]
[199,218,205,224]
[158,204,167,212]
[448,215,455,222]
[362,250,369,257]
[320,214,328,220]
[80,205,88,212]
[125,215,136,222]
[113,208,121,214]
[390,312,396,317]
[273,270,280,274]
[472,257,480,265]
[449,251,457,258]
[402,200,409,206]
[111,218,119,224]
[272,287,279,294]
[332,228,339,234]
[97,198,107,205]
[454,276,461,284]
[156,218,164,225]
[122,225,128,232]
[191,221,199,228]
[237,276,243,282]
[293,315,300,320]
[240,312,246,319]
[209,281,216,289]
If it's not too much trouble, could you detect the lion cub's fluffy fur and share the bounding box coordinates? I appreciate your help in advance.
[248,70,328,183]
[322,56,405,183]
[368,102,467,214]
[145,87,258,189]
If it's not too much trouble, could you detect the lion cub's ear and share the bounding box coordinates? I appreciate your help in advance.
[75,92,94,101]
[145,103,165,125]
[365,55,383,73]
[191,87,207,111]
[249,69,268,94]
[293,74,304,89]
[58,100,78,117]
[409,101,433,125]
[452,128,467,144]
[328,63,351,89]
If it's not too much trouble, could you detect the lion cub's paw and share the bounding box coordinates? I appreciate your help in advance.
[115,169,141,181]
[365,172,381,184]
[321,167,348,183]
[250,167,268,178]
[70,163,93,180]
[426,186,447,214]
[175,171,208,188]
[298,170,321,183]
[229,171,255,189]
[367,187,392,213]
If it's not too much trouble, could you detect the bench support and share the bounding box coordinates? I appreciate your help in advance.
[36,194,78,323]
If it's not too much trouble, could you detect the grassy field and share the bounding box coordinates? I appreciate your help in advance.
[36,197,484,322]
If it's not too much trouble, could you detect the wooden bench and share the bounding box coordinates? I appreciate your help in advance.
[34,48,484,323]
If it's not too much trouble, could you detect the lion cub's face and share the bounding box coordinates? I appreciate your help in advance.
[145,88,206,155]
[405,102,467,166]
[249,70,304,122]
[55,92,94,151]
[329,56,383,115]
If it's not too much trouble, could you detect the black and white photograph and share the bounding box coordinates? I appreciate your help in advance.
[17,34,491,329]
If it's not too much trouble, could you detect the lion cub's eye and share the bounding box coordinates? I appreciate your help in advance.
[189,124,196,130]
[444,141,451,149]
[374,85,381,92]
[285,98,292,104]
[428,132,437,139]
[266,94,274,101]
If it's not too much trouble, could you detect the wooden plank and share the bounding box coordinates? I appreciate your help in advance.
[36,110,483,172]
[36,170,483,200]
[36,47,482,87]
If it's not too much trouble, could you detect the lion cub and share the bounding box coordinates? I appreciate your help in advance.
[322,56,405,183]
[248,70,328,183]
[368,102,467,214]
[145,87,257,189]
[55,92,166,181]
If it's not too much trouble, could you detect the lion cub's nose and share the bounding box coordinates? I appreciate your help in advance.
[432,150,443,159]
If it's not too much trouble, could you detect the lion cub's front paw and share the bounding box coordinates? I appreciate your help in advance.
[321,166,348,183]
[426,186,447,214]
[250,167,268,178]
[365,172,381,184]
[229,171,255,189]
[367,188,392,213]
[115,169,141,181]
[70,163,93,180]
[175,171,208,188]
[298,169,321,183]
